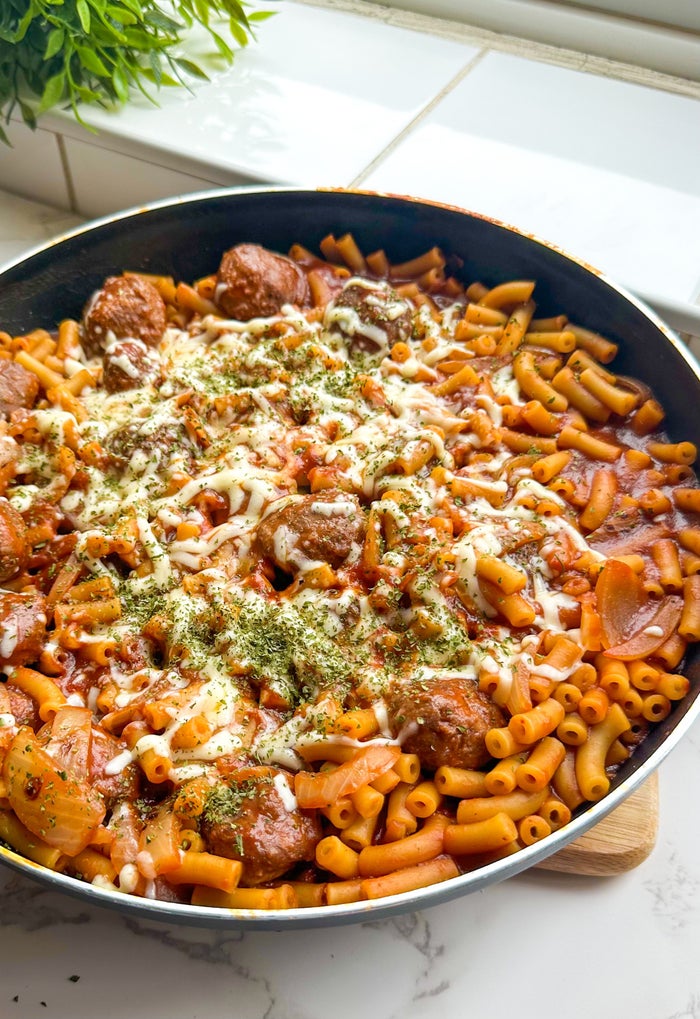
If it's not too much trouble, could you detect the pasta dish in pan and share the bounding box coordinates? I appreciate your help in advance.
[0,234,697,909]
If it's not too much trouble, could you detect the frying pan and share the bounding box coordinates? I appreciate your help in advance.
[0,187,698,929]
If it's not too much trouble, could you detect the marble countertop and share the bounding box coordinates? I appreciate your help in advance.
[1,189,699,1019]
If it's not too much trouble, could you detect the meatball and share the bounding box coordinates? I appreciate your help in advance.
[387,676,505,771]
[253,491,365,574]
[0,497,28,582]
[82,275,166,355]
[0,360,39,418]
[103,339,161,393]
[216,243,310,320]
[104,418,194,472]
[89,728,139,808]
[325,280,413,352]
[5,684,40,729]
[0,591,47,668]
[201,766,322,885]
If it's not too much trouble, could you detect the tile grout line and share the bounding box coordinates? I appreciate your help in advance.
[295,0,700,100]
[349,47,489,188]
[55,134,78,214]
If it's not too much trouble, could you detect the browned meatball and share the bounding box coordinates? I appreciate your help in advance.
[0,360,39,418]
[387,676,505,771]
[82,275,167,355]
[201,766,322,885]
[5,684,40,729]
[103,339,161,393]
[89,728,139,807]
[0,498,28,582]
[0,591,47,668]
[104,418,194,471]
[326,281,413,351]
[216,243,310,320]
[253,491,365,574]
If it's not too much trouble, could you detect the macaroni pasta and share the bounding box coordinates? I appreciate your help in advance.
[0,234,696,909]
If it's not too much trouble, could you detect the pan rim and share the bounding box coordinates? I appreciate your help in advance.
[1,184,699,928]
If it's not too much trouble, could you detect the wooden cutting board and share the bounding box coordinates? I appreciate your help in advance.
[536,772,659,876]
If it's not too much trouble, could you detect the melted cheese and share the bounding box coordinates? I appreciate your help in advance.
[10,264,632,837]
[273,773,298,812]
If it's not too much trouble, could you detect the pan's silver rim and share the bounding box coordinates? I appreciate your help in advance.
[1,185,699,928]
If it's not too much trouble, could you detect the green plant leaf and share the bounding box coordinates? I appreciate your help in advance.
[146,10,183,33]
[73,84,102,102]
[105,6,138,25]
[123,27,159,49]
[210,29,234,60]
[75,45,110,76]
[111,62,129,102]
[149,48,162,85]
[37,71,66,114]
[0,0,274,145]
[44,27,65,59]
[193,0,211,27]
[18,100,37,129]
[219,0,251,27]
[118,0,145,14]
[141,67,180,87]
[174,57,209,80]
[228,17,249,47]
[76,0,91,33]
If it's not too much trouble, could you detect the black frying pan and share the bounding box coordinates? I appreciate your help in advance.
[0,187,698,928]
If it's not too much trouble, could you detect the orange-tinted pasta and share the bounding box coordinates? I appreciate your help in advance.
[0,234,696,913]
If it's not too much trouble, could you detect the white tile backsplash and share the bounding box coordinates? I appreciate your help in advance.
[432,52,700,195]
[361,52,700,304]
[0,123,71,210]
[63,140,225,219]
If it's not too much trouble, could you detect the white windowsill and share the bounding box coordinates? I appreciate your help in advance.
[1,0,699,334]
[365,0,700,82]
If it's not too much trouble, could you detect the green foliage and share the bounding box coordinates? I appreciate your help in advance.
[0,0,270,141]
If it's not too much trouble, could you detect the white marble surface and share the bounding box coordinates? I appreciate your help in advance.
[1,189,699,1019]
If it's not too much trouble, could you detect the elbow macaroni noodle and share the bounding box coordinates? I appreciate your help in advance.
[0,232,697,910]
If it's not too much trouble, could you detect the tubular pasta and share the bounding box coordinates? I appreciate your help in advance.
[0,235,696,914]
[361,855,459,899]
[575,704,631,801]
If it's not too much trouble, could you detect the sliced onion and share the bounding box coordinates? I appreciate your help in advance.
[596,560,649,648]
[603,596,683,661]
[615,374,652,405]
[295,744,401,809]
[3,728,105,856]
